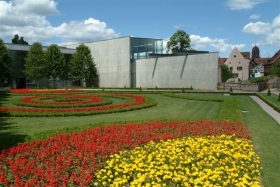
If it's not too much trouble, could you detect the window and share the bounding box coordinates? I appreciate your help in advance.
[237,67,242,70]
[229,62,231,64]
[230,67,233,71]
[234,55,236,57]
[233,73,238,78]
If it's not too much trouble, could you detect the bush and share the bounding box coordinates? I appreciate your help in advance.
[267,88,271,96]
[249,76,268,83]
[230,87,233,93]
[278,93,280,101]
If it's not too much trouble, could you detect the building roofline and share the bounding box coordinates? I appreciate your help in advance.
[4,43,76,54]
[61,36,163,46]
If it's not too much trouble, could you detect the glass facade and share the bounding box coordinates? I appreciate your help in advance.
[4,44,75,88]
[130,37,163,59]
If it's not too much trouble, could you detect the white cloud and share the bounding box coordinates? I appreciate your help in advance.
[173,24,197,29]
[242,22,271,35]
[249,14,261,19]
[163,35,245,54]
[242,14,280,47]
[190,35,245,53]
[225,0,266,10]
[0,0,119,44]
[272,14,280,28]
[52,18,120,43]
[13,0,59,15]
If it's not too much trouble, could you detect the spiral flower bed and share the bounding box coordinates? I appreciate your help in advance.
[10,94,112,108]
[0,90,157,117]
[0,120,262,187]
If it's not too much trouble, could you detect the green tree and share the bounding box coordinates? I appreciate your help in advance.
[166,30,193,54]
[221,64,233,83]
[69,44,98,86]
[24,42,46,88]
[269,60,280,77]
[0,38,12,86]
[45,44,66,88]
[12,34,29,45]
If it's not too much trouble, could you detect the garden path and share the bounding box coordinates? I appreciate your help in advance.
[250,95,280,125]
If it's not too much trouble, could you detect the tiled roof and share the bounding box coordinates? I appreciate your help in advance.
[240,52,250,59]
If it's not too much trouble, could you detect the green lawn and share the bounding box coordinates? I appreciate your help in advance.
[0,91,279,187]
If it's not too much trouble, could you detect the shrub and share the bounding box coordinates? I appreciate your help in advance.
[278,93,280,101]
[190,86,193,90]
[267,88,271,96]
[249,76,269,83]
[230,87,233,93]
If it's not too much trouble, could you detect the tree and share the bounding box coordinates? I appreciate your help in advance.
[0,38,12,86]
[24,42,46,88]
[45,44,66,88]
[221,64,233,83]
[12,34,29,45]
[166,30,193,54]
[69,44,98,86]
[269,60,280,77]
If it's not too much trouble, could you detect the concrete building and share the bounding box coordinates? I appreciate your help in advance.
[66,36,219,90]
[4,36,220,90]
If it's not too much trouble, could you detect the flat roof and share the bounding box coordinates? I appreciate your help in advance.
[61,36,163,47]
[5,43,76,54]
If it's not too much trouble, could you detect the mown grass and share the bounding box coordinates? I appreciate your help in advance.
[0,91,279,187]
[231,94,280,187]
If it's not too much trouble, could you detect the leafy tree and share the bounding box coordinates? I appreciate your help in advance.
[24,42,46,88]
[69,44,98,86]
[269,60,280,77]
[0,38,12,86]
[166,30,193,54]
[45,44,66,88]
[221,64,233,83]
[12,34,29,45]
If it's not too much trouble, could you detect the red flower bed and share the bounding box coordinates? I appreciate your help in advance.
[0,120,250,186]
[0,94,150,116]
[21,95,102,105]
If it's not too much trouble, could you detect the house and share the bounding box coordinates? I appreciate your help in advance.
[264,50,280,76]
[249,45,270,78]
[224,47,250,80]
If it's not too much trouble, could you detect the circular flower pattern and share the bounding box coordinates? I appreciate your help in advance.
[0,90,157,117]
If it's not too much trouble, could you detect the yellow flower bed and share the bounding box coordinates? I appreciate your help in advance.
[94,135,262,187]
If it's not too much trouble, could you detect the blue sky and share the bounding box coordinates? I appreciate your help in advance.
[0,0,279,57]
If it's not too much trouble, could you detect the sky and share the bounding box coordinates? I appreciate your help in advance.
[0,0,279,58]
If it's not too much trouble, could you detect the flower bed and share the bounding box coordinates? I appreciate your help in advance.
[0,120,261,186]
[0,93,157,117]
[96,135,261,187]
[10,94,112,108]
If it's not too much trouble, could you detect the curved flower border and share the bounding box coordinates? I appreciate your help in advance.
[0,94,156,117]
[0,120,260,186]
[10,95,112,108]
